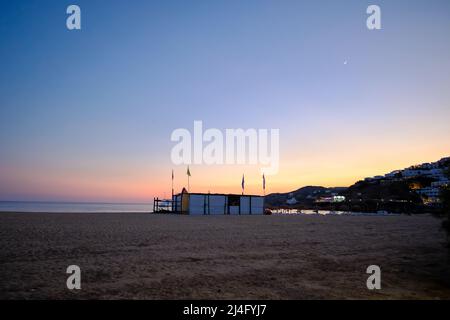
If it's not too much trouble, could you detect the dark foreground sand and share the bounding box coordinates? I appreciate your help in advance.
[0,212,449,299]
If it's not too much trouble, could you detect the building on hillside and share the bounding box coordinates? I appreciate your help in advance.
[385,170,401,179]
[431,180,449,187]
[315,195,346,203]
[416,187,441,203]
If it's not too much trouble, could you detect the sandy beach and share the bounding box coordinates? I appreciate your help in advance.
[0,212,449,299]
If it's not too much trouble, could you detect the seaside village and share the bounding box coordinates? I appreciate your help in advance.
[278,157,450,213]
[362,157,450,204]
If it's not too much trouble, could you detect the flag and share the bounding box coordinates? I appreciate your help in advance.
[187,166,191,177]
[263,173,266,190]
[171,169,174,199]
[241,174,245,190]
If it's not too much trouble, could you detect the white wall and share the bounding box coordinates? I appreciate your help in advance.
[209,195,226,215]
[251,197,264,215]
[240,197,250,215]
[189,194,205,215]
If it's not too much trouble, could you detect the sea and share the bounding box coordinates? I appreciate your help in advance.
[0,202,395,215]
[0,201,152,213]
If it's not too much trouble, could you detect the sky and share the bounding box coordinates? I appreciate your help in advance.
[1,0,450,202]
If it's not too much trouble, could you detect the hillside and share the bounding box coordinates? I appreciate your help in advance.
[265,156,450,211]
[265,186,346,207]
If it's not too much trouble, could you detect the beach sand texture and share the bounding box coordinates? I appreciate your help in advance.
[0,212,449,299]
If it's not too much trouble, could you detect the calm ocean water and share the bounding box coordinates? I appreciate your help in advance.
[0,201,152,213]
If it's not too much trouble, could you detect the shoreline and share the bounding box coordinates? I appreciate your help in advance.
[0,211,435,216]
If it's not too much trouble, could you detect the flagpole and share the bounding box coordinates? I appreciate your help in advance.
[263,173,266,197]
[171,170,174,200]
[187,166,190,193]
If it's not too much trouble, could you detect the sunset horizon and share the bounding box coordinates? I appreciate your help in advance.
[2,152,449,203]
[2,1,450,204]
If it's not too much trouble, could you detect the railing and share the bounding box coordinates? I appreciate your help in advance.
[152,198,173,213]
[152,197,183,214]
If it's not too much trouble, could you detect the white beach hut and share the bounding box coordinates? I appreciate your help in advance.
[171,192,264,215]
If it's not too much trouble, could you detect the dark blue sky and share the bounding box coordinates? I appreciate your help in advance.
[1,0,450,201]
